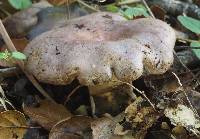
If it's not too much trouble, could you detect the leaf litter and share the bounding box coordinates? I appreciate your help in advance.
[0,0,200,139]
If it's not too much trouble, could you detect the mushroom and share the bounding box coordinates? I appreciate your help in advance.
[24,12,176,94]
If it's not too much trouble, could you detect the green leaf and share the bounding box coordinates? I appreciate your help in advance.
[11,52,26,60]
[106,5,119,13]
[190,41,200,59]
[177,15,200,34]
[123,7,149,19]
[8,0,32,10]
[0,53,5,59]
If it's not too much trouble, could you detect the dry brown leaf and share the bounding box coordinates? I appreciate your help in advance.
[0,59,15,67]
[1,38,29,52]
[49,116,93,139]
[150,5,166,20]
[0,110,27,139]
[23,99,72,130]
[124,97,159,138]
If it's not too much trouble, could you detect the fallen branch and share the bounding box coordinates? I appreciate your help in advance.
[0,20,55,103]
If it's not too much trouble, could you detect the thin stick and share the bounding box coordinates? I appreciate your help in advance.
[64,85,82,104]
[0,85,15,110]
[0,125,41,129]
[0,20,55,102]
[90,96,96,117]
[141,0,155,18]
[76,0,100,12]
[117,0,141,6]
[117,80,157,111]
[0,67,21,78]
[175,46,200,50]
[172,72,200,118]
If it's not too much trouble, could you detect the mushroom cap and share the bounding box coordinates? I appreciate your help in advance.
[24,12,176,86]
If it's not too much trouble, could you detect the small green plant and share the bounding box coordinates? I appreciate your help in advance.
[178,15,200,34]
[8,0,32,10]
[122,6,149,19]
[106,4,119,13]
[106,4,149,19]
[177,15,200,59]
[0,50,26,60]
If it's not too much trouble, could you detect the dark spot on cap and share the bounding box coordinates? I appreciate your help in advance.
[144,44,151,49]
[74,24,85,29]
[102,14,112,19]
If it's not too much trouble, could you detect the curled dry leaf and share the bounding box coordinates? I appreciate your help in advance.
[0,110,27,139]
[24,12,176,94]
[49,116,93,139]
[23,99,72,130]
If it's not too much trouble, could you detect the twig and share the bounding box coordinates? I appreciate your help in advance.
[0,85,15,110]
[117,80,157,111]
[90,96,96,117]
[64,85,82,104]
[177,38,197,43]
[172,72,200,118]
[0,67,21,78]
[117,0,141,6]
[0,20,55,102]
[0,125,41,129]
[0,9,11,16]
[175,46,200,50]
[141,0,155,18]
[76,0,100,12]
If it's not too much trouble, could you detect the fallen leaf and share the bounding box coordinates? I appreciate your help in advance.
[165,104,200,134]
[8,0,32,10]
[177,15,200,34]
[124,97,159,138]
[0,110,27,139]
[23,99,72,130]
[49,116,93,139]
